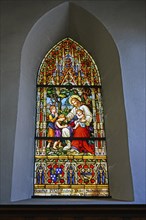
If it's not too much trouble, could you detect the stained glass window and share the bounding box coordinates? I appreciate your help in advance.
[34,38,109,197]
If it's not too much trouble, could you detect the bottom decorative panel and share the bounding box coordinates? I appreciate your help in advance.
[34,185,109,197]
[34,157,109,197]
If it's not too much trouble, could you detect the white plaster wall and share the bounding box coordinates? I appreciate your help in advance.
[0,0,145,204]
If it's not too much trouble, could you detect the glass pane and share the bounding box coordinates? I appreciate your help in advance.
[37,38,101,86]
[36,87,105,139]
[34,158,109,197]
[35,139,107,156]
[34,38,109,197]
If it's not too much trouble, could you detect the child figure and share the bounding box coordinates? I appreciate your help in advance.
[47,105,58,148]
[52,114,68,150]
[73,109,86,130]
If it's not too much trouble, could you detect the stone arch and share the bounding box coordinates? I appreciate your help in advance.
[11,2,133,202]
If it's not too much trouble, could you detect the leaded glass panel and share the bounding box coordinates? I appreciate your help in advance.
[34,38,109,197]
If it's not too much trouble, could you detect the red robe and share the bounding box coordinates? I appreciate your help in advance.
[71,126,94,154]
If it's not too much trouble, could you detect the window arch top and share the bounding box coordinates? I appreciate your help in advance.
[37,38,101,86]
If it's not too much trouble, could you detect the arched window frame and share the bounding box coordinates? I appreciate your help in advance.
[34,38,110,197]
[10,2,134,202]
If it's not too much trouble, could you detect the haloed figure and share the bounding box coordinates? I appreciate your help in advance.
[62,95,94,154]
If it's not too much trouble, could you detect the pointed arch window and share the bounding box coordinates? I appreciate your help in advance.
[34,38,109,197]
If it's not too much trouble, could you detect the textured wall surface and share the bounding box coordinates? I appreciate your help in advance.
[0,0,145,204]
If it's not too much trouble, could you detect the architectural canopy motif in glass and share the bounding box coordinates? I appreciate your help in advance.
[34,38,109,197]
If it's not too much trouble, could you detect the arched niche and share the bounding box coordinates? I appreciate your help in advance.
[11,2,134,202]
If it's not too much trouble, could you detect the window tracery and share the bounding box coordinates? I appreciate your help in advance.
[34,38,109,197]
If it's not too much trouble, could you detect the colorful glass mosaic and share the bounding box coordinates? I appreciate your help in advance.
[34,38,109,197]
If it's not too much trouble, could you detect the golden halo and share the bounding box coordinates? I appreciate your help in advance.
[69,95,81,105]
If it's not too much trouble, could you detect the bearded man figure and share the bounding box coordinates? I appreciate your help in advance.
[62,95,93,154]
